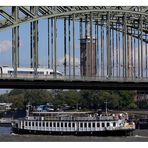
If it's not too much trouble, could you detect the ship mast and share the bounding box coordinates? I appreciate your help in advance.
[104,100,108,115]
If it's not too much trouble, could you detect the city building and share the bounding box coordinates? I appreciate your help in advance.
[80,36,96,76]
[136,90,148,102]
[0,103,12,111]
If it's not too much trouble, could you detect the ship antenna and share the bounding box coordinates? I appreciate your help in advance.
[104,100,108,115]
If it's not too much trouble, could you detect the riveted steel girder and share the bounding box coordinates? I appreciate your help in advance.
[0,6,148,43]
[12,6,19,77]
[0,7,148,27]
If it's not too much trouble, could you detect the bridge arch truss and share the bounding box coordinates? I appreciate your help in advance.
[0,6,148,82]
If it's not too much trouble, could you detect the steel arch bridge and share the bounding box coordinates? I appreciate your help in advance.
[0,6,148,89]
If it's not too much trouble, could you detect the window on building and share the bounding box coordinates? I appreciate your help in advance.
[113,122,116,127]
[32,122,34,126]
[80,123,83,128]
[39,122,41,127]
[43,122,45,127]
[25,122,27,126]
[50,122,52,127]
[61,123,63,127]
[36,122,38,126]
[57,123,59,127]
[46,122,48,127]
[53,123,56,127]
[84,123,87,128]
[65,123,67,127]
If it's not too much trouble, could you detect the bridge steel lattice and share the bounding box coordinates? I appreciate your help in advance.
[0,6,148,89]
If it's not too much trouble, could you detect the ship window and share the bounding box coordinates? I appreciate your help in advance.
[65,123,67,127]
[97,123,100,127]
[107,123,110,127]
[80,123,83,128]
[25,122,27,126]
[72,123,75,127]
[53,123,56,127]
[46,122,48,127]
[88,123,91,128]
[102,123,105,127]
[43,122,45,127]
[50,122,52,127]
[29,122,31,126]
[68,123,71,127]
[93,123,95,128]
[113,122,116,127]
[32,122,34,126]
[57,123,59,127]
[84,123,87,128]
[39,122,41,127]
[16,123,18,128]
[61,123,63,127]
[36,122,38,126]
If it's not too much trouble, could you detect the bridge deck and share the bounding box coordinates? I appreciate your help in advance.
[0,75,148,89]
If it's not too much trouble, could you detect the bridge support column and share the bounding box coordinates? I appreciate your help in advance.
[128,27,132,78]
[112,22,114,78]
[118,24,121,78]
[80,18,83,76]
[96,21,99,76]
[90,12,93,76]
[73,14,75,77]
[30,7,39,76]
[85,14,88,38]
[140,15,143,78]
[116,23,119,77]
[12,6,19,77]
[145,25,148,78]
[51,18,54,69]
[48,18,50,69]
[101,18,104,77]
[107,12,111,78]
[68,16,71,76]
[122,13,127,79]
[64,17,67,76]
[134,26,136,78]
[54,17,57,77]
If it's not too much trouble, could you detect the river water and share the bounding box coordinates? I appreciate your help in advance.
[0,127,148,142]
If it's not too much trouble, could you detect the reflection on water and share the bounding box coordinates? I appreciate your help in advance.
[0,127,148,142]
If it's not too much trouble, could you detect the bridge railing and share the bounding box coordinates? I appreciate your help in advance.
[0,74,148,82]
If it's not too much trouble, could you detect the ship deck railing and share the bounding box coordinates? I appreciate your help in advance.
[23,116,118,121]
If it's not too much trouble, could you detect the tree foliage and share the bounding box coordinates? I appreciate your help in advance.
[0,89,140,110]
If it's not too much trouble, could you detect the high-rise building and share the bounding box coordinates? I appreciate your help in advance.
[80,36,96,76]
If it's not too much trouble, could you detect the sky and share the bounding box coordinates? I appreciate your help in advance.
[0,17,81,70]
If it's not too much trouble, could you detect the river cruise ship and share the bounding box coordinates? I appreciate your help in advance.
[12,107,135,136]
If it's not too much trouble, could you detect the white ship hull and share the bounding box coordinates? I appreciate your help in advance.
[12,118,135,136]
